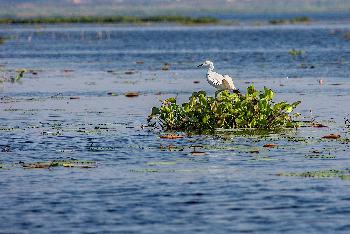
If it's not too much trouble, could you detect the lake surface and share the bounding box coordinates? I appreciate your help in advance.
[1,22,350,233]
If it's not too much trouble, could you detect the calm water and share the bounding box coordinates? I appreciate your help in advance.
[1,22,350,233]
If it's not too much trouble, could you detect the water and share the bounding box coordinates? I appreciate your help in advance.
[1,22,350,233]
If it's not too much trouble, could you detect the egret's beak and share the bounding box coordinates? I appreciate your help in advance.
[197,64,203,67]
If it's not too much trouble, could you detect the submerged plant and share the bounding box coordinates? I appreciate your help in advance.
[148,85,301,133]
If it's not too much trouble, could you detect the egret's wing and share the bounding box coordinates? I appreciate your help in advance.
[222,79,231,90]
[223,75,236,90]
[208,72,223,86]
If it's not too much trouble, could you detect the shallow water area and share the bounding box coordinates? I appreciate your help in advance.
[1,22,350,233]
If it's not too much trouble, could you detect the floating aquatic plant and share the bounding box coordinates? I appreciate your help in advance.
[288,49,304,57]
[278,169,350,180]
[148,85,301,133]
[20,160,97,169]
[269,16,310,25]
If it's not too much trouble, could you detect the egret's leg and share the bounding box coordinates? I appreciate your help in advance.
[230,89,241,95]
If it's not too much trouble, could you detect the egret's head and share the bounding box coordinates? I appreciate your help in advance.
[197,60,214,68]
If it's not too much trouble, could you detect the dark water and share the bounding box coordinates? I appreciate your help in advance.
[1,22,350,233]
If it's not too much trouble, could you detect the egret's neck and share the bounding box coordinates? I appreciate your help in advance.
[207,64,214,72]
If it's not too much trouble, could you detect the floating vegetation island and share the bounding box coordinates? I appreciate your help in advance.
[148,85,301,134]
[0,15,219,25]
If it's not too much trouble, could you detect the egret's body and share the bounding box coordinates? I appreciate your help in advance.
[198,61,236,91]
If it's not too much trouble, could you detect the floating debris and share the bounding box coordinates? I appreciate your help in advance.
[107,92,118,96]
[250,150,260,154]
[136,61,144,64]
[193,80,200,84]
[160,134,184,139]
[191,151,206,156]
[322,134,341,139]
[161,63,170,71]
[124,92,139,97]
[125,71,135,75]
[263,143,277,148]
[190,145,206,156]
[312,123,327,128]
[69,96,80,100]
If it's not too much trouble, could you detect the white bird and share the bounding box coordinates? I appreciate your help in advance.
[197,60,237,91]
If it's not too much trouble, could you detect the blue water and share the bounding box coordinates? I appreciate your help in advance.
[0,22,350,233]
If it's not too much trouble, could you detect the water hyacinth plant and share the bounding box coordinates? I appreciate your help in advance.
[148,85,301,133]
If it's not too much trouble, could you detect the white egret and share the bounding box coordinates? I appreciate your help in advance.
[197,60,237,91]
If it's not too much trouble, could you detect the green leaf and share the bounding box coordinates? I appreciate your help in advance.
[165,97,176,103]
[284,105,293,113]
[151,107,160,115]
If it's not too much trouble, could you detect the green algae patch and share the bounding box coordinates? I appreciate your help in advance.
[278,169,350,180]
[148,85,301,134]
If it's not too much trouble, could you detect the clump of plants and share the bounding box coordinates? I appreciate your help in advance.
[148,85,301,133]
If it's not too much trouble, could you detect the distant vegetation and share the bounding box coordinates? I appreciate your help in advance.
[269,16,311,25]
[0,15,219,25]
